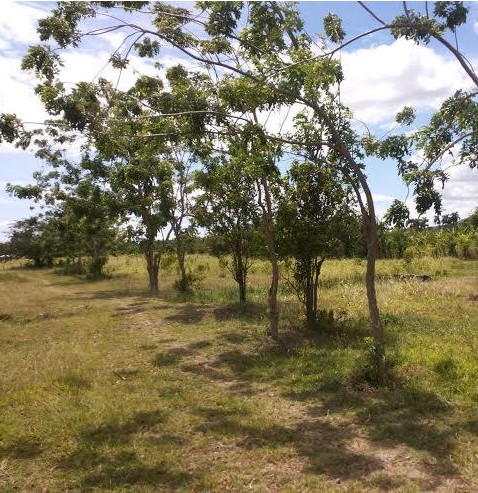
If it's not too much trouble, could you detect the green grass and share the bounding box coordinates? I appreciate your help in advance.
[1,255,478,491]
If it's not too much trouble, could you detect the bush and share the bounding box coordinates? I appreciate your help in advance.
[86,256,108,279]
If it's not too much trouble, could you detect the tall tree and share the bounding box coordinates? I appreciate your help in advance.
[13,1,389,374]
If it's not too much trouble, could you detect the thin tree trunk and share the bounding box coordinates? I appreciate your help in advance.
[305,271,316,331]
[308,110,386,380]
[238,274,247,304]
[176,235,188,291]
[310,257,324,330]
[257,176,279,340]
[236,250,247,304]
[364,212,386,381]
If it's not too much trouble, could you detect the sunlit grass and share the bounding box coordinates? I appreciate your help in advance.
[1,255,478,490]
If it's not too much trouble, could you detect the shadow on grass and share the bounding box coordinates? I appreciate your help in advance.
[213,301,267,322]
[176,316,467,488]
[57,409,199,489]
[0,437,43,459]
[163,305,206,324]
[153,340,214,369]
[191,403,383,482]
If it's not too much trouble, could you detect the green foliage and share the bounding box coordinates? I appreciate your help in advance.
[135,37,161,57]
[21,45,63,81]
[172,269,203,293]
[86,256,108,279]
[395,106,416,126]
[0,114,23,143]
[37,2,95,47]
[199,1,243,37]
[383,200,410,229]
[194,154,260,303]
[9,217,53,267]
[277,160,356,329]
[433,1,468,29]
[391,14,445,44]
[323,13,345,43]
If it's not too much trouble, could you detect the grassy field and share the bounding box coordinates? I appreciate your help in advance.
[1,254,478,492]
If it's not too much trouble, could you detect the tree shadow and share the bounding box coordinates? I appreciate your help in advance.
[163,305,206,324]
[0,437,43,459]
[301,380,463,488]
[72,288,153,300]
[177,321,467,489]
[213,301,267,322]
[191,404,384,482]
[153,341,212,368]
[56,409,198,489]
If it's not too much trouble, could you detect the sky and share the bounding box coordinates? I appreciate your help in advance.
[1,1,478,240]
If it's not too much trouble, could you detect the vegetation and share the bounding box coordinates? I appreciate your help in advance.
[1,256,478,490]
[1,2,478,488]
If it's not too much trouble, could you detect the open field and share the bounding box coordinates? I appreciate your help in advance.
[1,255,478,491]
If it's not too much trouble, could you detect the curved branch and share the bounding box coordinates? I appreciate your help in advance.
[358,2,387,25]
[424,130,476,170]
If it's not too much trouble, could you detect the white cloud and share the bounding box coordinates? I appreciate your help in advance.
[474,21,478,36]
[0,55,49,123]
[340,38,474,125]
[358,193,397,219]
[440,165,478,218]
[0,2,49,50]
[0,219,13,240]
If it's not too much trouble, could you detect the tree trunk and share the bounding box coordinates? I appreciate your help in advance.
[258,177,279,340]
[305,257,324,331]
[364,213,386,381]
[145,246,159,294]
[176,235,188,292]
[305,280,316,331]
[235,250,247,304]
[238,275,247,304]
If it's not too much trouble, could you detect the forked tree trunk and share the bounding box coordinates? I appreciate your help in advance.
[235,250,247,304]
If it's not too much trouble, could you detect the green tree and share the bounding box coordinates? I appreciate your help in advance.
[463,208,478,229]
[9,212,67,268]
[11,1,391,376]
[277,161,355,331]
[194,155,261,304]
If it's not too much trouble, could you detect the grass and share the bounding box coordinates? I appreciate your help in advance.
[1,254,478,491]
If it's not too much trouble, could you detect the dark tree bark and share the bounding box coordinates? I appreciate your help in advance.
[145,244,160,294]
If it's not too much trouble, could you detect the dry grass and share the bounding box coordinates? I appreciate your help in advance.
[1,255,478,491]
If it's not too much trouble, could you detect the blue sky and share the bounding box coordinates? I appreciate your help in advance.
[1,1,478,240]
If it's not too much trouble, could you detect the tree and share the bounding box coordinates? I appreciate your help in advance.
[277,161,355,331]
[59,179,120,278]
[194,155,261,304]
[463,207,478,229]
[384,200,410,230]
[9,216,55,267]
[351,2,477,227]
[441,211,460,227]
[10,1,391,377]
[13,58,210,292]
